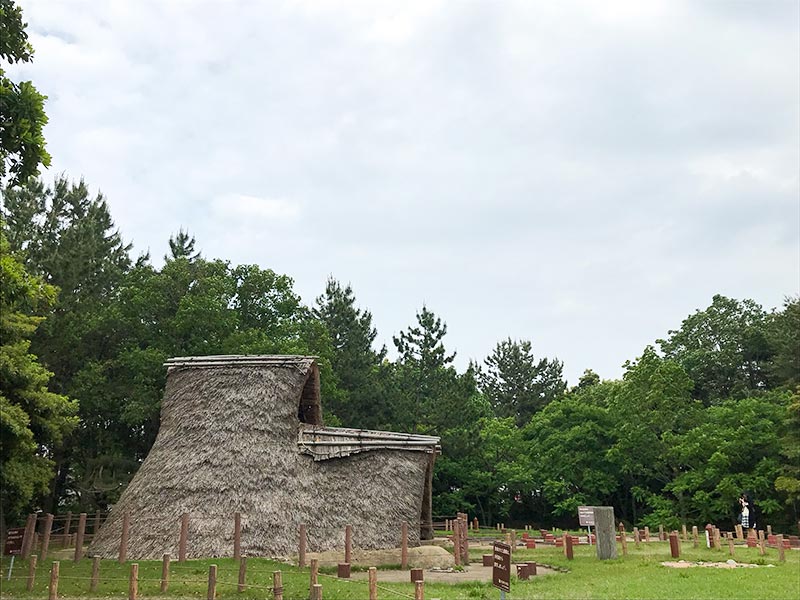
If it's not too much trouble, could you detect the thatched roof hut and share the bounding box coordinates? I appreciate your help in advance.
[89,355,440,559]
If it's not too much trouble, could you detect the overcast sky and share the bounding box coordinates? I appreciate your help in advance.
[11,0,800,383]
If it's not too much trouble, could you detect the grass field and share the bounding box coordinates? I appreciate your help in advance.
[1,539,797,599]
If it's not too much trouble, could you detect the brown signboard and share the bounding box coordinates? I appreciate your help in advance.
[492,541,511,593]
[3,527,25,556]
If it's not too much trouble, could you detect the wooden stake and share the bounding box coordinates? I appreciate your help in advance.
[681,524,687,542]
[27,554,37,592]
[658,524,665,541]
[776,535,785,562]
[160,554,170,593]
[368,567,377,600]
[48,561,59,600]
[644,526,650,542]
[206,564,217,600]
[299,524,307,568]
[41,514,54,561]
[179,513,189,563]
[758,530,766,556]
[273,571,284,600]
[128,563,138,600]
[401,522,409,569]
[564,533,574,560]
[345,524,352,564]
[90,556,101,592]
[453,518,461,566]
[310,558,319,588]
[727,532,735,556]
[414,580,424,600]
[74,513,87,562]
[621,529,628,556]
[633,527,640,548]
[692,526,699,548]
[119,511,130,563]
[22,514,36,559]
[233,512,241,562]
[669,532,680,558]
[311,583,323,600]
[767,525,772,536]
[237,556,247,592]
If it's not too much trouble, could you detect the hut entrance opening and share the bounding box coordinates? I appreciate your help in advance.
[298,363,323,426]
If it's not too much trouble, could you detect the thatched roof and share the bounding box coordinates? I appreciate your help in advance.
[89,355,439,560]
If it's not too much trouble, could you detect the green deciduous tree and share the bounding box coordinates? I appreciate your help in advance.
[0,0,50,185]
[659,295,771,403]
[0,228,77,537]
[480,338,566,426]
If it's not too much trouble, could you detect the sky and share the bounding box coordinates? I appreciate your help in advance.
[10,0,800,384]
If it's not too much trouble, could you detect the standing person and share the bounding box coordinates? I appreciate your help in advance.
[739,493,756,531]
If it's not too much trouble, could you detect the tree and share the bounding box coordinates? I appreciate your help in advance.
[658,295,772,403]
[166,228,200,262]
[480,338,566,426]
[765,297,800,389]
[313,277,385,427]
[0,0,50,185]
[0,228,77,538]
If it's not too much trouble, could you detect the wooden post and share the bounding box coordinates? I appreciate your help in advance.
[633,527,640,548]
[273,571,284,600]
[48,561,59,600]
[299,524,307,568]
[692,526,699,548]
[310,558,319,587]
[63,512,73,548]
[727,532,735,556]
[776,535,785,562]
[767,525,772,536]
[27,554,37,592]
[74,513,87,561]
[41,514,54,561]
[621,528,628,556]
[410,568,423,582]
[160,554,170,593]
[119,511,130,563]
[94,511,102,536]
[128,563,138,600]
[564,533,574,560]
[758,530,766,556]
[452,519,461,566]
[401,522,409,569]
[22,513,36,559]
[206,564,217,600]
[643,526,650,542]
[237,556,247,592]
[311,583,322,600]
[414,580,424,600]
[669,532,680,558]
[90,556,101,592]
[658,524,665,541]
[681,524,687,542]
[337,563,351,578]
[714,528,722,550]
[368,567,377,600]
[179,513,189,563]
[345,524,352,564]
[233,512,241,562]
[473,517,479,531]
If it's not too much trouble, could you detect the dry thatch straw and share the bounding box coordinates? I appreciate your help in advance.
[89,355,440,560]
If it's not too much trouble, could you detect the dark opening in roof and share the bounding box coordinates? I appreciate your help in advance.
[299,362,322,426]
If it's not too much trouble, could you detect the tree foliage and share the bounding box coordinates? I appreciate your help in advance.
[0,0,50,185]
[0,227,77,530]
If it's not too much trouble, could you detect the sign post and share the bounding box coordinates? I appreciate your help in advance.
[492,541,511,599]
[578,506,596,545]
[4,527,26,580]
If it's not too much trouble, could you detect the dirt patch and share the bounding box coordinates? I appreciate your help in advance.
[661,560,774,569]
[350,563,560,584]
[306,545,454,569]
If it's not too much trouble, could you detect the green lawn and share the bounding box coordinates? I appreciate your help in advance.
[1,540,797,599]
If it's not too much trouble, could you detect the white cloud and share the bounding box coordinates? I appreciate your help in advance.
[11,0,799,383]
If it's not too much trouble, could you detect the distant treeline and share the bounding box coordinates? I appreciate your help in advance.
[1,177,798,537]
